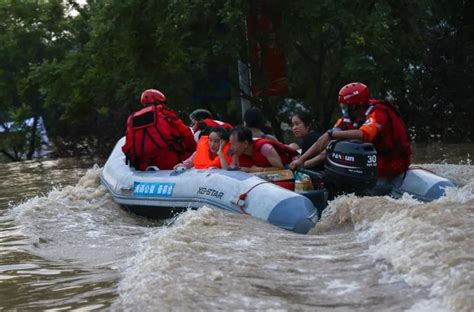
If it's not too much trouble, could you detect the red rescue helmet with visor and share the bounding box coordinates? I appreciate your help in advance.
[338,82,369,106]
[140,89,167,106]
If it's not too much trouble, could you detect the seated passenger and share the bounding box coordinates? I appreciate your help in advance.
[243,107,278,141]
[228,126,297,173]
[189,109,233,141]
[174,126,231,169]
[122,89,196,170]
[290,109,323,154]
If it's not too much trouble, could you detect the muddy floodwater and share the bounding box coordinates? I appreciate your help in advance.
[0,144,473,311]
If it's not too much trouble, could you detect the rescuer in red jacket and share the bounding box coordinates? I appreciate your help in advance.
[121,89,196,170]
[289,82,412,178]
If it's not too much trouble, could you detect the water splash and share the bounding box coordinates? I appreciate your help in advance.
[315,164,474,311]
[8,165,154,269]
[4,161,472,311]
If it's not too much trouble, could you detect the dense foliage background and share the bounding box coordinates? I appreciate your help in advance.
[0,0,472,160]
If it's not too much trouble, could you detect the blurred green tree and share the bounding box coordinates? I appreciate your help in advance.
[1,0,471,161]
[0,0,72,159]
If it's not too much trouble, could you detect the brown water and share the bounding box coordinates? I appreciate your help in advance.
[0,144,473,311]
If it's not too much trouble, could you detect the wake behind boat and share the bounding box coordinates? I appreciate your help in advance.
[100,137,320,234]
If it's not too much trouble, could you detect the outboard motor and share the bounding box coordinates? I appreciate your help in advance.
[323,140,378,196]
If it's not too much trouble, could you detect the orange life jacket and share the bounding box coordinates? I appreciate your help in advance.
[193,136,232,169]
[238,138,298,168]
[121,104,196,170]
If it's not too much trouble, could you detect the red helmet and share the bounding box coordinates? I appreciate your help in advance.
[140,89,167,106]
[338,82,369,105]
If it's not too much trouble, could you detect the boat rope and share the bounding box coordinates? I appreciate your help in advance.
[236,181,270,214]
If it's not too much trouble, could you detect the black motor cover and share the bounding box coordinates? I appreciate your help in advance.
[323,140,378,195]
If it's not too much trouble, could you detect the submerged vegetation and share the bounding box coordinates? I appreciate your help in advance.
[0,0,472,160]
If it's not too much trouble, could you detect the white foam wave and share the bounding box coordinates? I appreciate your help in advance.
[316,165,474,311]
[9,165,152,268]
[115,207,233,310]
[117,203,424,310]
[116,207,334,310]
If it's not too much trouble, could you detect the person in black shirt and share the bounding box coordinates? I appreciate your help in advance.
[290,109,322,154]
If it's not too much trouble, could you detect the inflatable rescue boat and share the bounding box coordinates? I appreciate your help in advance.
[101,138,456,235]
[100,138,322,234]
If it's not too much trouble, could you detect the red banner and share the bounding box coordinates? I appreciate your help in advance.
[247,2,288,97]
